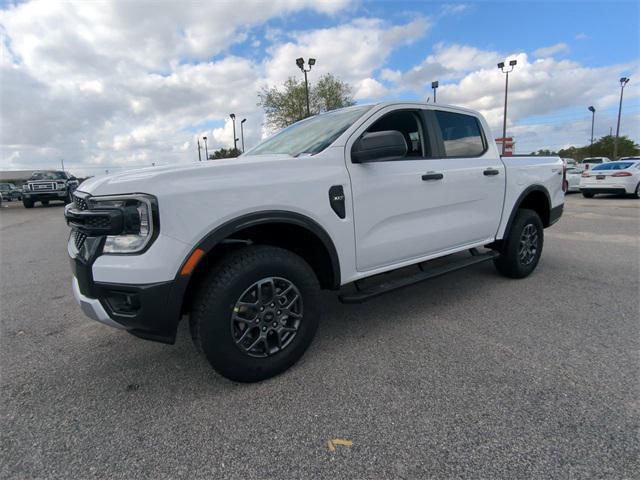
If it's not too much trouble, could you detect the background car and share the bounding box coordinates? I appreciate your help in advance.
[0,182,22,201]
[566,165,585,193]
[580,160,640,198]
[581,156,610,170]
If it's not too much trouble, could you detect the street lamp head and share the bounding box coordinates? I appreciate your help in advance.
[620,77,630,86]
[241,118,246,124]
[588,106,595,113]
[230,113,235,120]
[308,58,316,66]
[296,57,304,69]
[431,80,439,89]
[497,62,505,69]
[203,136,207,140]
[509,60,517,66]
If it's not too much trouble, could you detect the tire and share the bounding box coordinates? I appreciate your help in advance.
[190,245,321,383]
[23,199,34,208]
[633,183,640,199]
[41,200,49,206]
[494,208,544,279]
[582,192,595,198]
[64,193,72,205]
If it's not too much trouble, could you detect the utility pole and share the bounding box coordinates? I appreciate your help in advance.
[197,138,202,161]
[613,77,630,160]
[203,136,208,160]
[431,81,439,103]
[296,57,316,117]
[60,158,65,173]
[498,60,517,155]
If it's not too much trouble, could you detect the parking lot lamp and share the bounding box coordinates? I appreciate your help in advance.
[613,77,630,159]
[230,114,238,151]
[588,106,596,148]
[431,81,439,103]
[240,118,246,152]
[203,136,208,160]
[296,57,315,117]
[498,60,517,155]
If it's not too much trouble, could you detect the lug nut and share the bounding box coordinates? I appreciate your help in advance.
[260,307,265,311]
[276,310,281,315]
[272,322,277,327]
[270,303,275,307]
[262,326,267,332]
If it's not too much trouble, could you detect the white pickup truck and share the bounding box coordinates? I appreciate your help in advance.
[65,102,565,382]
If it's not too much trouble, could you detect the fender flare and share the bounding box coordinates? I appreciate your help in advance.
[177,210,341,289]
[501,185,552,239]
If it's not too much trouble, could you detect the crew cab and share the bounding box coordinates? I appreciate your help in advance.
[22,170,79,208]
[64,102,564,382]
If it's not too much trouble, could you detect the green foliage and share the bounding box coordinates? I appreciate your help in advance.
[530,149,558,156]
[208,147,241,159]
[556,135,639,161]
[258,73,355,130]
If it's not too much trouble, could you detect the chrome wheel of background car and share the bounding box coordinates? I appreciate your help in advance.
[518,224,539,266]
[231,277,303,358]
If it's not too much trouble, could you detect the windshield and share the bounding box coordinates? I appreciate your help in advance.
[246,105,373,157]
[582,158,603,164]
[592,162,635,171]
[0,183,13,190]
[31,171,66,180]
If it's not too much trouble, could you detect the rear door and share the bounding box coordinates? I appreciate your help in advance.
[346,106,505,271]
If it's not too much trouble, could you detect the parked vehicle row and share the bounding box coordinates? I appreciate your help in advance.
[0,183,22,201]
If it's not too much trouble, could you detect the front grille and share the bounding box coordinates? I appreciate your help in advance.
[31,182,55,191]
[74,194,88,211]
[85,216,111,229]
[74,230,87,249]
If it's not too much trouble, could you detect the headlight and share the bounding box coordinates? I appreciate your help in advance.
[56,182,66,190]
[88,194,158,254]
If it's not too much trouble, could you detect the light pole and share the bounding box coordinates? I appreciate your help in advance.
[613,77,630,160]
[240,118,246,152]
[203,136,208,160]
[498,60,517,155]
[431,81,439,103]
[197,138,202,161]
[230,113,237,151]
[296,57,315,117]
[588,106,596,149]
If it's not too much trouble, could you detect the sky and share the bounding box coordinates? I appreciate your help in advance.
[1,0,639,176]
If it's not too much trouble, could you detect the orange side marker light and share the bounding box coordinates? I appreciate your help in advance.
[180,248,204,276]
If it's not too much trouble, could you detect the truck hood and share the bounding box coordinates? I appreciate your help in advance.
[77,155,295,197]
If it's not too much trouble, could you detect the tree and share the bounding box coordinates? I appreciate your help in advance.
[208,147,241,159]
[258,73,355,130]
[557,135,639,161]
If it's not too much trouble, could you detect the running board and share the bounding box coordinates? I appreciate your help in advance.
[339,250,499,304]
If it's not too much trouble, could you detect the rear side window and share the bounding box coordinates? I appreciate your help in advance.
[435,111,486,157]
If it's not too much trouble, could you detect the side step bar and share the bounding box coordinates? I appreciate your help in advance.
[339,250,499,304]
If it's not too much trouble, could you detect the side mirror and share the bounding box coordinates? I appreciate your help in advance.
[352,130,408,163]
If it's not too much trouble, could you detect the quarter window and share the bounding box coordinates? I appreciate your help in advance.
[435,111,486,157]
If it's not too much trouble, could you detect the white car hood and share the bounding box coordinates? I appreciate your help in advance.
[77,155,294,197]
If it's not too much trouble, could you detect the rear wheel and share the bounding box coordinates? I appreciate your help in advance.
[41,200,49,206]
[23,199,34,208]
[582,192,595,198]
[633,183,640,199]
[190,245,320,383]
[494,209,544,279]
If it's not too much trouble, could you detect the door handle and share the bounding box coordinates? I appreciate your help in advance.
[483,168,500,176]
[422,172,444,181]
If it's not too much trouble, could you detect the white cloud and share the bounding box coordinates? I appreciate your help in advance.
[575,33,590,41]
[534,43,570,58]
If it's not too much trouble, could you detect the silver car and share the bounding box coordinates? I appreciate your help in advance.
[566,165,585,193]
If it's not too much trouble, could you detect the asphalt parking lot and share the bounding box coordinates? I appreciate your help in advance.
[1,194,638,479]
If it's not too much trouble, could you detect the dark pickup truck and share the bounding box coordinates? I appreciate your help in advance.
[22,171,79,208]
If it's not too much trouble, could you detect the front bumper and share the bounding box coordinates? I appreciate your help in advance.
[579,187,628,195]
[72,277,125,329]
[24,191,67,201]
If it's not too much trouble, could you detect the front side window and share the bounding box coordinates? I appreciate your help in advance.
[435,111,486,157]
[365,110,427,158]
[246,105,373,157]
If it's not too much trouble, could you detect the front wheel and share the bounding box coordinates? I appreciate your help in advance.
[190,245,320,383]
[582,192,595,198]
[23,199,34,208]
[494,209,544,279]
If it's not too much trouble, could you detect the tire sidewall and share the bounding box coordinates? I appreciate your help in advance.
[508,210,544,277]
[198,249,320,382]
